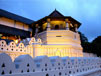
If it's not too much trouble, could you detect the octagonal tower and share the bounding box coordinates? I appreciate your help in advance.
[32,9,83,57]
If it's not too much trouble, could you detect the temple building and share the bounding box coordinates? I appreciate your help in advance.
[0,9,33,43]
[0,9,83,60]
[0,9,100,76]
[31,9,83,57]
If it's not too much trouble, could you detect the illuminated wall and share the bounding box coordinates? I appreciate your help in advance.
[0,17,30,31]
[42,21,66,30]
[0,40,33,61]
[33,30,83,57]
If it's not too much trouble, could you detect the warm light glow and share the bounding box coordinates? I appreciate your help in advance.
[42,20,66,30]
[56,50,61,56]
[14,40,18,44]
[37,30,83,57]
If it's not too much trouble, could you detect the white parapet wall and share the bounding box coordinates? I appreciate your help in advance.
[0,39,98,61]
[0,40,33,61]
[0,53,101,76]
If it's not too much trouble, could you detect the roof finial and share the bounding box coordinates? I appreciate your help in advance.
[55,8,57,11]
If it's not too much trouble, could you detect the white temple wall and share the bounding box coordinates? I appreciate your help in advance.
[0,40,33,61]
[0,53,101,76]
[0,38,97,60]
[38,30,81,45]
[36,30,83,57]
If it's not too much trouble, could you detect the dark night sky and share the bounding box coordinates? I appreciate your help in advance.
[0,0,101,42]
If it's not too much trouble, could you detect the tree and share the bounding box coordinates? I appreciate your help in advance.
[78,31,91,53]
[91,36,101,56]
[79,31,101,56]
[78,31,88,43]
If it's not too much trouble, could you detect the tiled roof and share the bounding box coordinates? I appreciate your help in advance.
[0,9,34,24]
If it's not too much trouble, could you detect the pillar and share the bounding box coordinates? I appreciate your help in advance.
[33,43,41,57]
[65,19,69,30]
[75,24,78,32]
[47,18,51,31]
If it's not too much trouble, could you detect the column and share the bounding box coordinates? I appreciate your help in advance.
[75,24,78,32]
[65,19,69,30]
[47,18,51,31]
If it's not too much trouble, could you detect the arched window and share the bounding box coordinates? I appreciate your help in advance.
[55,25,59,30]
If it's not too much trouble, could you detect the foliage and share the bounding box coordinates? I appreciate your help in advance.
[91,36,101,56]
[79,31,101,56]
[78,31,90,52]
[78,32,88,43]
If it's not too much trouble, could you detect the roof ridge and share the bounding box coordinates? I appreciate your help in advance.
[48,9,64,17]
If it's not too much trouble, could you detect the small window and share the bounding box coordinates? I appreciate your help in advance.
[45,68,47,71]
[55,25,59,30]
[21,70,23,73]
[1,48,3,50]
[2,63,5,68]
[1,70,5,75]
[27,64,30,67]
[9,70,12,74]
[69,71,71,74]
[56,36,62,37]
[59,72,61,76]
[45,64,47,67]
[27,69,29,72]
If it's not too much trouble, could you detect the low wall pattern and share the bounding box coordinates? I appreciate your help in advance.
[0,40,33,60]
[0,53,101,76]
[0,39,97,61]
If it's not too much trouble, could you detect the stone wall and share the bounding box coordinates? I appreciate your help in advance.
[0,53,101,76]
